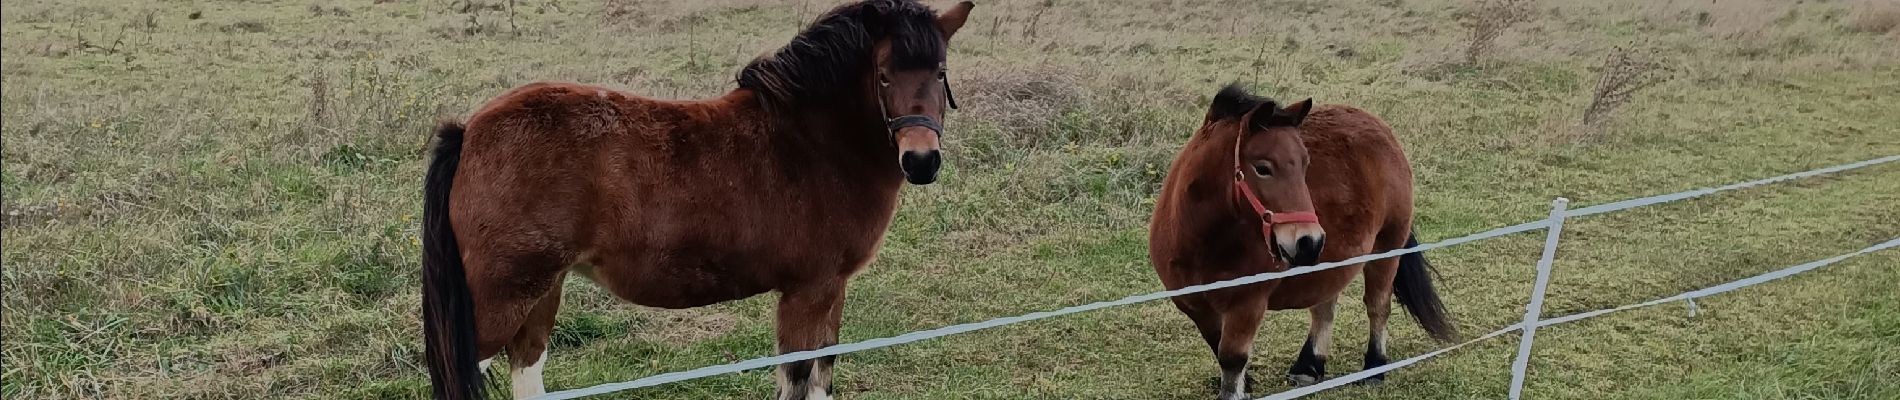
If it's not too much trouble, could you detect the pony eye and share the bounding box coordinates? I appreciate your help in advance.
[1252,162,1272,177]
[937,70,947,81]
[878,73,891,86]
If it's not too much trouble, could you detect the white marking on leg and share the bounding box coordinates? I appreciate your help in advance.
[773,363,802,400]
[773,349,793,400]
[775,371,790,399]
[1368,306,1389,357]
[1218,366,1248,400]
[1289,301,1336,386]
[772,360,833,400]
[1366,292,1392,364]
[806,382,833,400]
[1362,300,1393,384]
[807,358,834,400]
[1373,329,1388,356]
[511,354,547,399]
[1310,301,1337,359]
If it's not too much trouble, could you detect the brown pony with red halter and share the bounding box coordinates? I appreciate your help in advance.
[419,1,974,399]
[1150,85,1456,400]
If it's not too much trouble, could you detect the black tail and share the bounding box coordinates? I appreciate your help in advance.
[422,122,484,400]
[1394,231,1458,342]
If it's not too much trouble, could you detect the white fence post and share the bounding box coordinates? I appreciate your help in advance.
[1509,197,1570,400]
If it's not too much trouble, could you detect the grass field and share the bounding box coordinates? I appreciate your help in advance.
[4,0,1898,399]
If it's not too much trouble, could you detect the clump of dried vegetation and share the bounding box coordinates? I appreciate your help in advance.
[1579,44,1675,135]
[1462,0,1532,65]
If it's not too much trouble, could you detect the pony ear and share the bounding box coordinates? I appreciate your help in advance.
[1243,100,1280,134]
[937,1,975,39]
[1271,98,1314,127]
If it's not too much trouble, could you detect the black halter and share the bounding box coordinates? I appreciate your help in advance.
[876,71,958,144]
[886,115,943,136]
[944,78,959,110]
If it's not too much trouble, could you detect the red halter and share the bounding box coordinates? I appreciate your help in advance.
[1233,127,1320,245]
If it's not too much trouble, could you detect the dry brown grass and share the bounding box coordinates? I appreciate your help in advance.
[1701,0,1796,41]
[955,64,1086,151]
[1851,0,1900,34]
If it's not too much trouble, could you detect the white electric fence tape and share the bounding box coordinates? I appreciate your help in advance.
[1254,236,1899,400]
[529,220,1551,400]
[1566,155,1900,217]
[532,155,1898,400]
[1536,236,1900,327]
[1256,323,1528,400]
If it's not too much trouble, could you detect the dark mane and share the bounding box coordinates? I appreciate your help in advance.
[737,0,946,112]
[1207,83,1277,122]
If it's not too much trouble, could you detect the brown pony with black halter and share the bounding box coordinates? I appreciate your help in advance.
[419,1,975,399]
[1149,85,1456,400]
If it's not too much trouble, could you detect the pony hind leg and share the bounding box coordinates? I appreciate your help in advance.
[506,274,565,399]
[1286,299,1337,386]
[1360,255,1401,384]
[462,250,569,398]
[774,280,847,400]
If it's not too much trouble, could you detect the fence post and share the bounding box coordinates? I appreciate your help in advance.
[1509,197,1569,400]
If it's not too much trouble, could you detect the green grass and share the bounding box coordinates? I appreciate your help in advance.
[3,0,1898,399]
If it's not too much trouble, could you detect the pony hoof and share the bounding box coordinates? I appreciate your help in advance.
[1287,373,1321,386]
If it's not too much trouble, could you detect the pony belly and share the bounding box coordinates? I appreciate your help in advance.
[607,274,773,309]
[587,257,777,309]
[1266,271,1358,310]
[1266,292,1328,311]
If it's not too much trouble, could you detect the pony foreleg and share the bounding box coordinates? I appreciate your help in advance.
[1215,297,1268,400]
[1172,298,1224,355]
[774,281,846,400]
[1287,299,1336,386]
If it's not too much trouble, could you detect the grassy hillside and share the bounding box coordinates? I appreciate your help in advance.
[3,0,1897,399]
